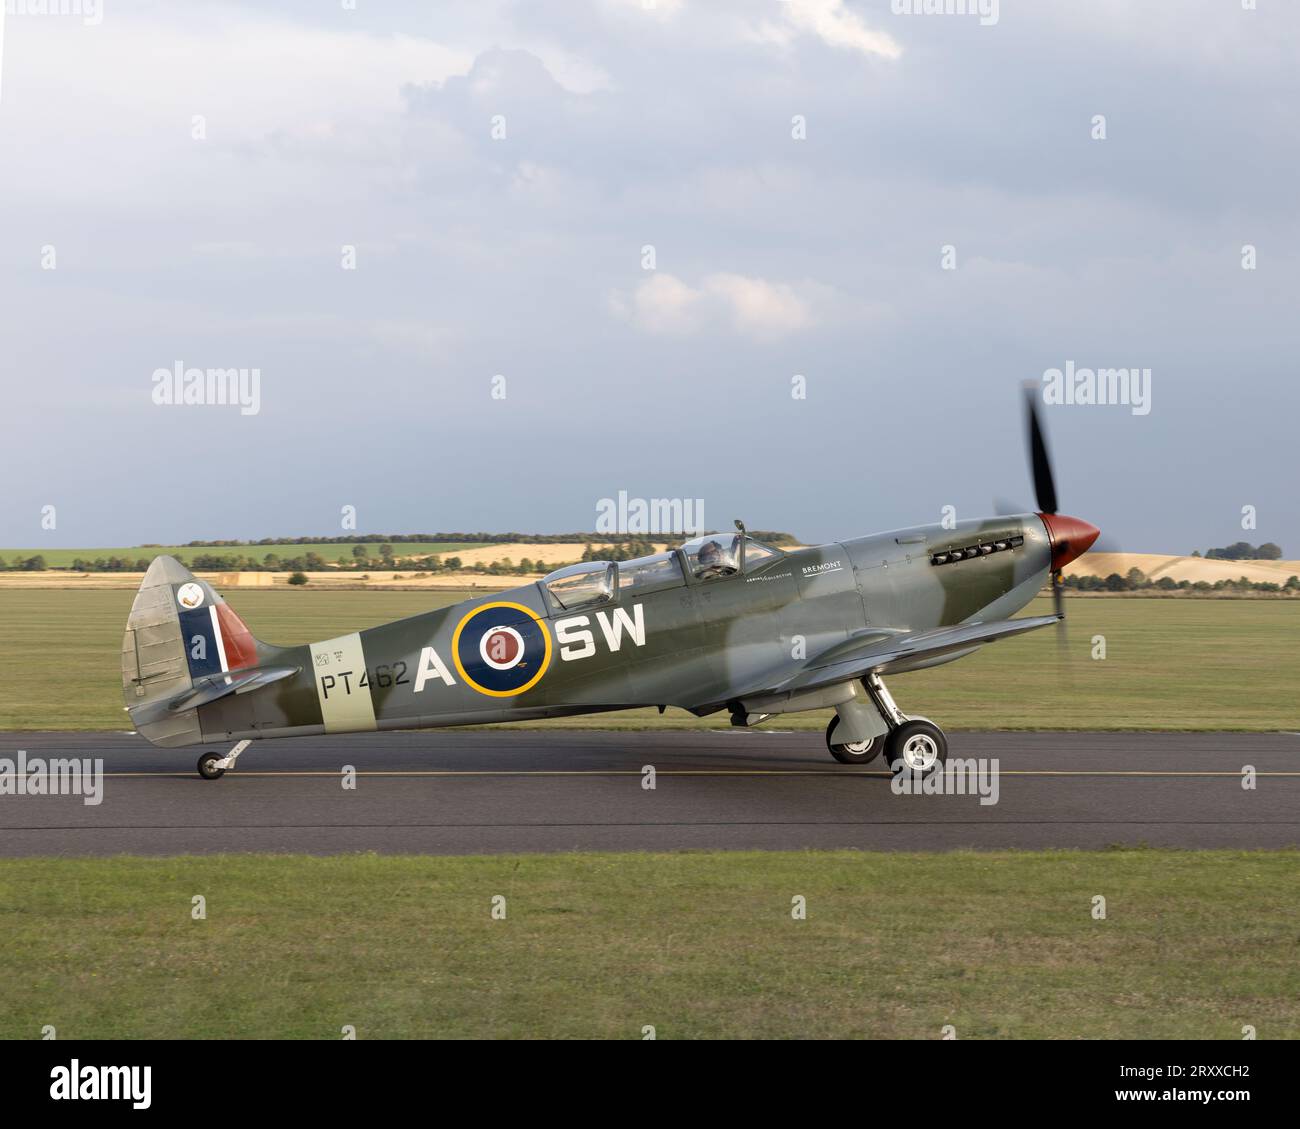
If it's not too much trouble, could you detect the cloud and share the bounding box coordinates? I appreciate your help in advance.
[0,11,476,212]
[706,273,815,336]
[757,0,902,61]
[611,272,704,334]
[612,271,821,339]
[600,0,686,20]
[2,0,1296,553]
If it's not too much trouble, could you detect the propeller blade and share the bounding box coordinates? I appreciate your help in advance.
[1024,385,1059,515]
[1052,569,1074,686]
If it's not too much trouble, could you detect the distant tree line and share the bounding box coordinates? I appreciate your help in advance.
[580,539,670,562]
[0,555,51,571]
[41,547,570,576]
[174,530,799,548]
[1066,567,1300,595]
[17,531,800,572]
[1196,541,1284,560]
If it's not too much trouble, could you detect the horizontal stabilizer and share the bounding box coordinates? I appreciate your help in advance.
[167,666,300,713]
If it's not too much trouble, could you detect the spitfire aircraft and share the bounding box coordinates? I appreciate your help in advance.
[122,394,1099,778]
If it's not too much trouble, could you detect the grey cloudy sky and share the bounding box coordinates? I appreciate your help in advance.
[2,0,1297,553]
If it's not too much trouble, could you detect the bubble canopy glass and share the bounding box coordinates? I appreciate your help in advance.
[618,552,682,593]
[678,534,781,579]
[542,537,782,609]
[543,561,615,610]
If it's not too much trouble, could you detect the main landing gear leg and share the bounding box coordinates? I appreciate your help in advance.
[197,739,250,780]
[863,673,947,777]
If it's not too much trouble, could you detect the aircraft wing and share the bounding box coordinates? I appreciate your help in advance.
[770,614,1061,695]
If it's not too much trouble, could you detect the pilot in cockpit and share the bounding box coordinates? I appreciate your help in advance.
[696,539,736,579]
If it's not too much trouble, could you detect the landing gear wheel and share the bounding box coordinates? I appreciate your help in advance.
[825,717,884,765]
[197,752,226,780]
[885,720,946,777]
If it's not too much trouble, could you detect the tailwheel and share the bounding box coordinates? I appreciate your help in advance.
[824,717,884,765]
[197,752,226,780]
[885,719,947,777]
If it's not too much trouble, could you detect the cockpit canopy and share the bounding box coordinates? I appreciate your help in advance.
[618,551,681,593]
[542,535,783,611]
[680,533,740,578]
[679,533,781,580]
[543,561,615,611]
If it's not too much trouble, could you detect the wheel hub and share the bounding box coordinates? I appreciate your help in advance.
[902,733,939,771]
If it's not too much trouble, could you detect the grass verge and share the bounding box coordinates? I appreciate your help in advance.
[1,849,1296,1039]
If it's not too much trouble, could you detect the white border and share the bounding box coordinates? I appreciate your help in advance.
[479,625,525,671]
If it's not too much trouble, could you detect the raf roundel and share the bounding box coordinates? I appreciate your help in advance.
[452,602,552,697]
[480,626,525,671]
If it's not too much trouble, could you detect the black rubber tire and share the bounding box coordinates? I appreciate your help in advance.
[884,719,947,776]
[197,752,226,780]
[824,717,884,765]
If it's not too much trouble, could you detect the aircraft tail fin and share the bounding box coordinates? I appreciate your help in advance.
[121,556,268,747]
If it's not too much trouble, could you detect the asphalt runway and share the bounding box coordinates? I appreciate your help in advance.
[0,729,1297,855]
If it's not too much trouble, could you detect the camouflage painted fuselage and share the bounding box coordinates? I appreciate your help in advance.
[122,515,1052,748]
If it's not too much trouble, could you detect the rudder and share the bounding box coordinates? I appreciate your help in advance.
[121,556,265,747]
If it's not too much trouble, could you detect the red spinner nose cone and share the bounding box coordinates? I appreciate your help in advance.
[1038,513,1101,571]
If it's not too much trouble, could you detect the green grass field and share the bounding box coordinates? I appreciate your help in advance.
[1,850,1294,1039]
[0,589,1295,730]
[0,542,482,568]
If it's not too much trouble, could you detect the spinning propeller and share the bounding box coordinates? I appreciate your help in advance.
[1023,386,1101,646]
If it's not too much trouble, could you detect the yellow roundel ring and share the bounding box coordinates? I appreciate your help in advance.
[451,601,552,698]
